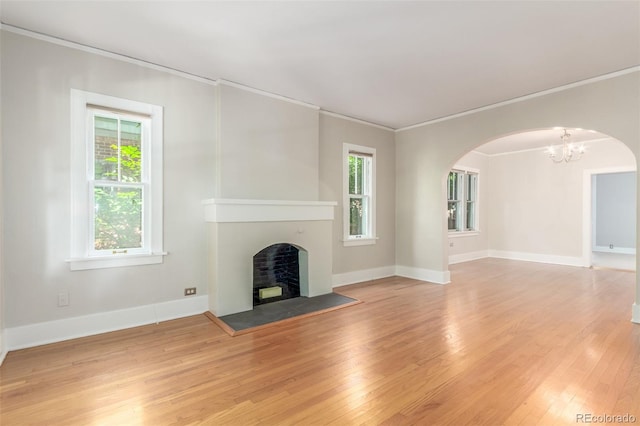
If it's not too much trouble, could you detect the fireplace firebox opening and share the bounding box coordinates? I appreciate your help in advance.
[253,243,308,306]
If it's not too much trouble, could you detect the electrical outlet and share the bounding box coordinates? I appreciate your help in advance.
[184,287,196,296]
[58,291,69,307]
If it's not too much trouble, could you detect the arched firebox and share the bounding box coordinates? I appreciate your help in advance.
[253,243,308,306]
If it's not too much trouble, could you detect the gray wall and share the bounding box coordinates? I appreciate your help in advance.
[1,31,216,328]
[1,30,397,333]
[595,171,637,250]
[319,113,396,274]
[396,72,640,275]
[3,27,639,339]
[217,84,320,200]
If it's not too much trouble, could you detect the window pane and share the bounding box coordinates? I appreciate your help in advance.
[94,116,118,181]
[466,201,475,230]
[120,120,142,183]
[349,155,364,195]
[448,201,459,231]
[466,173,477,201]
[349,197,365,236]
[448,172,459,200]
[94,185,143,250]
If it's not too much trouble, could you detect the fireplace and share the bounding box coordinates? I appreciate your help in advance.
[203,198,336,316]
[253,243,307,306]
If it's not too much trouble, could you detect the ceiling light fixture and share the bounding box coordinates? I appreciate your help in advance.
[545,129,585,163]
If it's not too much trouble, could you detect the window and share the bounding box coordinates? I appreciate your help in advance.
[343,144,376,246]
[69,90,164,270]
[448,168,478,233]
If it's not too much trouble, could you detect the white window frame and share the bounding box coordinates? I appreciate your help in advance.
[448,165,480,235]
[69,89,165,270]
[343,143,377,246]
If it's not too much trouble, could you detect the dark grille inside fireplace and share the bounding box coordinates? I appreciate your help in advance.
[253,243,301,306]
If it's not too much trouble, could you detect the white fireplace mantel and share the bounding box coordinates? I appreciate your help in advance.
[202,198,337,223]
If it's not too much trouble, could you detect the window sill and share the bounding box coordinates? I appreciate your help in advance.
[448,231,480,238]
[342,237,378,247]
[67,252,168,271]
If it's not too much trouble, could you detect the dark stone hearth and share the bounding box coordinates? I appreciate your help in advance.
[219,293,358,332]
[253,243,302,306]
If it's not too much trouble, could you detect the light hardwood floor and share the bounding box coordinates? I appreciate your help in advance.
[1,258,639,425]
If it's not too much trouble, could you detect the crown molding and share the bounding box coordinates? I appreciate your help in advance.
[4,22,638,133]
[216,79,319,110]
[396,66,640,133]
[319,110,395,132]
[1,23,219,87]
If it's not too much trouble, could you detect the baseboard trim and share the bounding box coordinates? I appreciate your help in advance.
[487,250,586,267]
[593,246,636,255]
[395,265,451,284]
[5,295,209,351]
[332,266,396,287]
[0,330,7,366]
[449,250,489,265]
[632,303,640,324]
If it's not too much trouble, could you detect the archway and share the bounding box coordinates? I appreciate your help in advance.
[444,126,637,317]
[394,71,640,323]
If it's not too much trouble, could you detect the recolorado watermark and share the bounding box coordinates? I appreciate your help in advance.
[576,413,636,423]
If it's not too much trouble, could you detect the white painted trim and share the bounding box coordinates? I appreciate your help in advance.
[449,250,489,265]
[332,266,396,287]
[396,67,640,133]
[1,24,218,87]
[343,143,377,243]
[202,199,337,223]
[593,246,636,255]
[67,253,167,271]
[582,166,637,268]
[448,231,480,238]
[487,250,586,267]
[342,237,378,247]
[69,89,165,271]
[4,296,208,351]
[632,303,640,324]
[0,330,7,366]
[320,110,394,132]
[448,166,480,233]
[395,265,451,285]
[217,79,320,110]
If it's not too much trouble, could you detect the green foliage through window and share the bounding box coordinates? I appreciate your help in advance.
[348,153,370,237]
[93,114,144,251]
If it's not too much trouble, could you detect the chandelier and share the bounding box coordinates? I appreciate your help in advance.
[545,129,585,163]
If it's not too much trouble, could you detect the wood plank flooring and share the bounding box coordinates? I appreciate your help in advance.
[1,258,639,425]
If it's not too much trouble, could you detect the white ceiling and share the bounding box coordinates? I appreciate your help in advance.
[1,1,639,130]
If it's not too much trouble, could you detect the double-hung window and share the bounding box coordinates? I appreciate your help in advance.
[343,143,376,246]
[69,90,164,270]
[448,167,479,233]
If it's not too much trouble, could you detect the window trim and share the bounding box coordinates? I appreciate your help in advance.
[68,89,165,270]
[447,165,480,234]
[343,143,377,246]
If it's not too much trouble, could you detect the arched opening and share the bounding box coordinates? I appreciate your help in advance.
[252,243,308,306]
[445,126,636,274]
